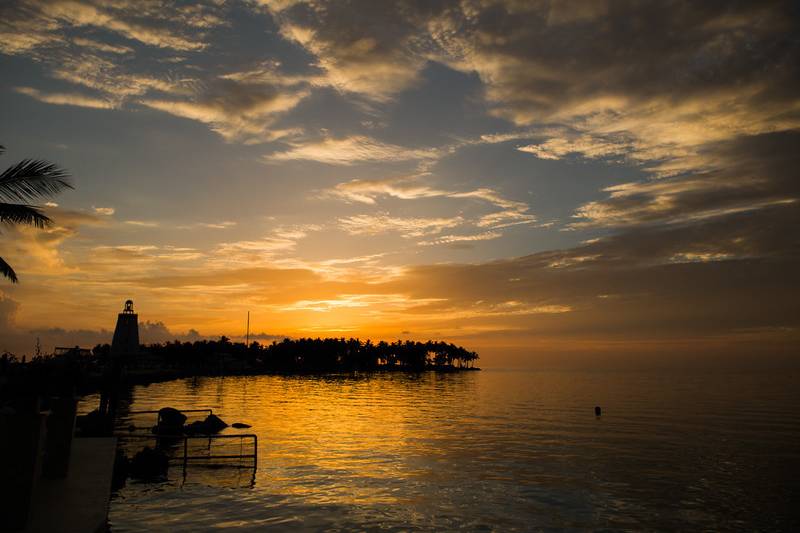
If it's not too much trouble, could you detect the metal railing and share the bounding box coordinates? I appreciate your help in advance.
[116,433,257,465]
[115,432,258,485]
[116,408,257,484]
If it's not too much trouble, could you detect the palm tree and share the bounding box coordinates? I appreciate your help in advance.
[0,145,72,282]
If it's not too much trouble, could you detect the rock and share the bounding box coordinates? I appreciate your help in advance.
[129,446,169,480]
[231,422,251,429]
[183,414,228,435]
[183,420,207,434]
[202,413,228,433]
[155,407,186,434]
[158,407,187,427]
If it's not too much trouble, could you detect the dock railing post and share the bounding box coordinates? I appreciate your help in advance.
[183,437,188,472]
[253,435,257,467]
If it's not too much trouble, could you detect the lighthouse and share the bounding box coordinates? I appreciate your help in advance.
[111,299,140,357]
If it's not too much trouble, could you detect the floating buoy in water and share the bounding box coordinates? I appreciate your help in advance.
[594,406,602,416]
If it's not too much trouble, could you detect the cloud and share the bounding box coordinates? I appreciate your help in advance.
[71,36,133,55]
[2,0,799,360]
[0,206,106,277]
[90,245,204,266]
[115,200,799,347]
[570,131,800,228]
[4,200,795,356]
[326,175,447,204]
[277,294,422,313]
[266,0,797,244]
[141,78,310,144]
[267,135,439,165]
[269,2,431,99]
[15,86,114,109]
[209,224,321,266]
[338,213,463,238]
[92,206,115,215]
[123,220,160,227]
[517,132,633,161]
[176,221,238,230]
[326,176,536,233]
[417,231,502,246]
[18,1,221,52]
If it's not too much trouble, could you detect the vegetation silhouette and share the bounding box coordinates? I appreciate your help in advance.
[0,145,72,282]
[100,336,480,373]
[1,337,478,398]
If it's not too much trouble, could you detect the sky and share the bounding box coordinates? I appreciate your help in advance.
[0,0,798,366]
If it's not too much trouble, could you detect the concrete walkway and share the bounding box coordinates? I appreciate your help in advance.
[25,437,117,533]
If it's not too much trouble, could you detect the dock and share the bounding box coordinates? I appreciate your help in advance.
[24,437,117,533]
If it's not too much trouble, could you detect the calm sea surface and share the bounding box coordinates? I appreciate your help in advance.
[79,369,799,531]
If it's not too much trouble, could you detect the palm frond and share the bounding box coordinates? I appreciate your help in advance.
[0,159,72,202]
[0,202,52,228]
[0,256,18,283]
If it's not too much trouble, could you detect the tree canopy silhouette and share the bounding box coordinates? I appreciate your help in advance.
[140,337,479,372]
[0,145,72,282]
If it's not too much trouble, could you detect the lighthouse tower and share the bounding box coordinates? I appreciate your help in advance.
[111,299,140,357]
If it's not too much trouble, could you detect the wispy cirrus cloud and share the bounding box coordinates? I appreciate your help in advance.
[326,176,536,235]
[338,213,463,238]
[326,175,446,204]
[176,221,238,230]
[15,86,113,109]
[267,135,439,165]
[124,220,160,228]
[417,231,502,247]
[209,224,322,266]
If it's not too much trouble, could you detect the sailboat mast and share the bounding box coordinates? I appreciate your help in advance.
[246,311,250,346]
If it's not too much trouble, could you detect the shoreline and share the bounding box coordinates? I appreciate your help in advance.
[77,365,481,397]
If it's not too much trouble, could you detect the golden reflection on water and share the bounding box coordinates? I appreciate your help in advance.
[79,370,800,531]
[121,373,484,507]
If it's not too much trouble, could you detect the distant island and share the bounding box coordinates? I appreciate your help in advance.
[108,336,479,374]
[1,337,480,397]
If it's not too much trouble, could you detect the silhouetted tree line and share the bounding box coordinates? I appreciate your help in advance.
[0,338,478,399]
[127,337,479,372]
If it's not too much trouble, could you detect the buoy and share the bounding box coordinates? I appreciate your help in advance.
[594,406,602,416]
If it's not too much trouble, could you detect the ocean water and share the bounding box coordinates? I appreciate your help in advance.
[80,369,800,531]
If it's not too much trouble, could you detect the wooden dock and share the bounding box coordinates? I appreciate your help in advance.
[24,437,117,533]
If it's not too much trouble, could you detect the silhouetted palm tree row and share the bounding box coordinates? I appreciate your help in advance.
[132,337,479,372]
[0,145,72,282]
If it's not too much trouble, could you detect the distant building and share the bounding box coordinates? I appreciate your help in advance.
[111,299,139,357]
[53,346,92,357]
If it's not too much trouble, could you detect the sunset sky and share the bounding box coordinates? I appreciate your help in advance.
[1,1,798,365]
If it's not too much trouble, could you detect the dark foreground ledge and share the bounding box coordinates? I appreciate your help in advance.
[24,437,116,533]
